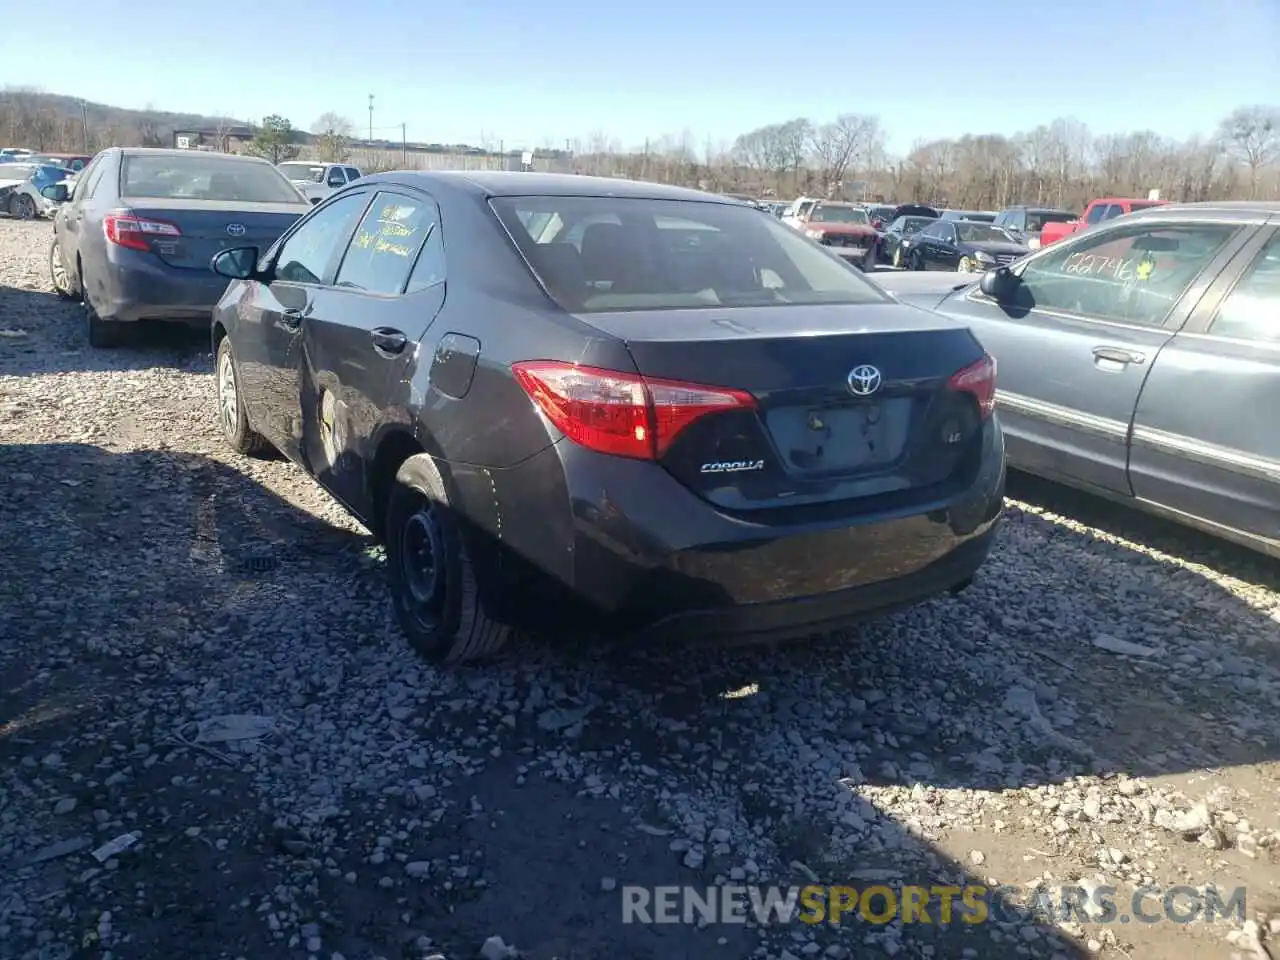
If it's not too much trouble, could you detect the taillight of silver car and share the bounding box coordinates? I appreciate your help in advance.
[947,354,997,419]
[103,211,182,252]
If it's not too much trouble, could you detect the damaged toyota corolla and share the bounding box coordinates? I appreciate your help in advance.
[208,171,1006,664]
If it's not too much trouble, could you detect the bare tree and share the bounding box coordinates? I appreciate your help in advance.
[312,112,354,137]
[1219,105,1280,199]
[312,112,354,163]
[809,113,879,196]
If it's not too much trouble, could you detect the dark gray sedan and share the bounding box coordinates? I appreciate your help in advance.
[875,200,1280,558]
[43,147,311,347]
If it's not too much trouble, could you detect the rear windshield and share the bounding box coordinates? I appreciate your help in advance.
[120,155,302,203]
[957,223,1015,243]
[278,162,326,183]
[491,196,888,313]
[1025,211,1076,231]
[810,205,868,225]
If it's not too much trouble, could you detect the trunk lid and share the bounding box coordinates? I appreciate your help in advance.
[578,303,989,513]
[118,199,307,271]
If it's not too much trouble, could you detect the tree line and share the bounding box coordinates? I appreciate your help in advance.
[2,87,1276,211]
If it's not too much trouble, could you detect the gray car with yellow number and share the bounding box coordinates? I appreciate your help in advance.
[874,200,1280,558]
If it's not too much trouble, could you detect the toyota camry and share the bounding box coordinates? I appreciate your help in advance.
[208,172,1006,663]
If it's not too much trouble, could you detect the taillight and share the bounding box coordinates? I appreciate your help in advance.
[947,354,997,420]
[511,361,757,460]
[104,211,181,252]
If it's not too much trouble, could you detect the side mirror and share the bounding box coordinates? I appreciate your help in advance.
[327,175,345,188]
[210,246,261,280]
[979,266,1016,301]
[41,183,68,203]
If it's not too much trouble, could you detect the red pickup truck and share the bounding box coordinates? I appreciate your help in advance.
[1039,197,1168,247]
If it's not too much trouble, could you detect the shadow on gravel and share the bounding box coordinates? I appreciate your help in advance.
[0,285,211,377]
[4,441,1277,960]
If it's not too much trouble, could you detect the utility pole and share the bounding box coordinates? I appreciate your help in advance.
[401,123,407,166]
[367,94,374,142]
[80,100,89,152]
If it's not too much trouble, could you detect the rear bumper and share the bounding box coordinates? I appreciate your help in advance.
[460,416,1006,642]
[95,248,231,323]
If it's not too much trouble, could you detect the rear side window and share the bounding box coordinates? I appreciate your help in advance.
[490,196,887,313]
[1209,236,1280,343]
[335,192,438,295]
[79,156,110,200]
[121,154,302,203]
[345,167,362,182]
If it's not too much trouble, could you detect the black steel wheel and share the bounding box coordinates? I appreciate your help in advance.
[385,453,511,664]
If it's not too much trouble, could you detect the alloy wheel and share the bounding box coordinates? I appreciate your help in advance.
[217,350,238,436]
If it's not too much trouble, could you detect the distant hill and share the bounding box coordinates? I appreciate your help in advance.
[0,89,252,146]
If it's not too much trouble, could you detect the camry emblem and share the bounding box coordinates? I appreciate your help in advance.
[225,223,246,237]
[847,365,882,397]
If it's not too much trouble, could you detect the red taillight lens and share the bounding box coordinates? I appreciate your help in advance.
[104,211,181,252]
[511,361,757,460]
[948,353,997,420]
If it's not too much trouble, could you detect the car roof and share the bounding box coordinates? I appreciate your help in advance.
[364,170,733,203]
[1126,200,1280,222]
[115,147,275,166]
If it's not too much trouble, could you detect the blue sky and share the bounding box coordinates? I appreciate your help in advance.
[2,0,1275,156]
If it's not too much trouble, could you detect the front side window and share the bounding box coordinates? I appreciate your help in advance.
[1012,223,1238,326]
[335,192,438,295]
[274,193,370,285]
[491,195,888,313]
[1085,204,1111,225]
[1208,236,1280,343]
[121,154,302,203]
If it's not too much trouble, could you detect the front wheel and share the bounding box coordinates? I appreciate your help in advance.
[957,256,974,273]
[892,246,903,268]
[385,453,512,664]
[8,193,36,220]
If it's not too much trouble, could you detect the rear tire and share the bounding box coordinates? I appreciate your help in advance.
[215,338,272,457]
[385,453,512,664]
[86,303,127,348]
[49,240,75,300]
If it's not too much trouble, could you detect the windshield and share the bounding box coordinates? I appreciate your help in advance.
[277,162,326,183]
[900,217,933,233]
[1025,211,1075,231]
[121,155,303,203]
[957,223,1016,243]
[491,195,888,313]
[810,205,869,225]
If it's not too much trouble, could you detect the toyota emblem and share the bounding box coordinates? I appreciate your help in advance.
[847,365,882,397]
[225,223,246,237]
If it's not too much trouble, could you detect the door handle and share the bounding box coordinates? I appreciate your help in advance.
[280,308,304,330]
[1092,346,1145,365]
[370,327,408,356]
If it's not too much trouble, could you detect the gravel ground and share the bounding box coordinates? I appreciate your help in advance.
[2,216,1279,960]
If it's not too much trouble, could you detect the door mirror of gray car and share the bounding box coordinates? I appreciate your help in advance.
[40,183,68,203]
[211,246,261,281]
[979,266,1017,301]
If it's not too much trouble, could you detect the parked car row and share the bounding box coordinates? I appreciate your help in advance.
[36,161,1274,668]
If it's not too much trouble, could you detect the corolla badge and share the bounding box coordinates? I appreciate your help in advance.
[225,223,247,237]
[847,364,882,397]
[700,460,765,474]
